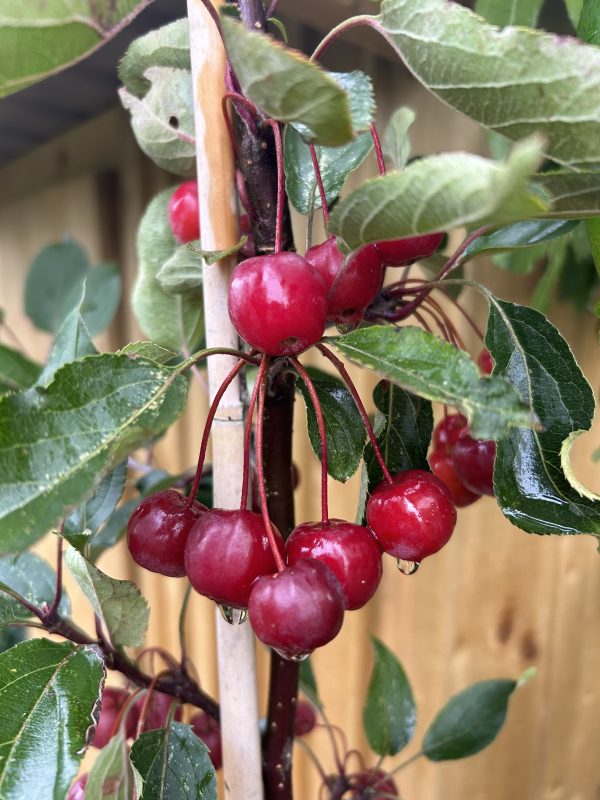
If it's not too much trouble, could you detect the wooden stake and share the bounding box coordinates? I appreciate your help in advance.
[186,2,264,798]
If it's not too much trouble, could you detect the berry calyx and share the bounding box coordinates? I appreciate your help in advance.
[349,768,399,798]
[168,180,200,244]
[248,559,345,660]
[227,252,329,355]
[294,700,317,736]
[366,469,457,561]
[432,413,468,454]
[92,686,130,749]
[477,347,494,374]
[375,232,444,267]
[184,509,284,609]
[286,519,382,610]
[451,433,496,496]
[126,691,183,738]
[127,490,207,577]
[67,774,88,800]
[191,711,222,769]
[428,450,480,508]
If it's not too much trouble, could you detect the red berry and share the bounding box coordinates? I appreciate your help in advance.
[126,691,183,738]
[286,519,382,610]
[191,711,222,769]
[477,347,494,375]
[350,768,399,798]
[92,686,130,748]
[168,180,200,244]
[428,450,480,508]
[451,433,496,496]
[185,509,284,609]
[366,470,457,561]
[67,774,88,800]
[294,700,317,736]
[432,413,468,454]
[227,253,328,355]
[127,490,207,578]
[248,559,345,660]
[305,237,383,323]
[375,232,444,266]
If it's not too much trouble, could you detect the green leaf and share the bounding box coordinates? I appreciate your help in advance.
[379,0,600,168]
[463,220,580,261]
[363,636,416,756]
[530,239,569,313]
[0,1,151,99]
[65,546,149,648]
[80,262,122,336]
[565,0,584,29]
[295,367,365,482]
[299,658,323,712]
[586,217,600,276]
[119,18,190,98]
[120,68,196,177]
[86,732,135,800]
[156,242,204,294]
[364,381,433,490]
[134,189,204,351]
[577,0,600,43]
[64,461,127,542]
[0,354,189,552]
[484,294,600,535]
[89,499,140,563]
[474,0,544,27]
[329,326,537,440]
[221,16,355,146]
[423,679,517,761]
[38,306,97,387]
[0,344,40,395]
[0,552,70,626]
[531,170,600,217]
[130,721,217,800]
[284,126,372,215]
[0,639,104,798]
[118,342,179,365]
[0,627,25,654]
[326,71,375,136]
[328,138,547,252]
[382,106,416,170]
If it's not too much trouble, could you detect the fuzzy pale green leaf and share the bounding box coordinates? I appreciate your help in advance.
[156,242,203,294]
[119,18,190,98]
[532,170,600,217]
[382,106,416,170]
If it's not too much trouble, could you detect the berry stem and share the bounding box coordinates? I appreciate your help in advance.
[265,118,285,253]
[370,124,386,176]
[136,674,161,739]
[308,144,330,225]
[46,533,64,618]
[178,585,193,669]
[290,357,330,525]
[317,344,393,484]
[239,354,270,510]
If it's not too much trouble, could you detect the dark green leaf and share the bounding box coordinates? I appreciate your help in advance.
[118,342,179,365]
[364,381,433,490]
[119,19,190,98]
[463,220,580,261]
[299,658,323,712]
[89,500,140,563]
[156,242,203,294]
[531,170,600,217]
[484,294,600,535]
[38,306,97,387]
[530,239,569,313]
[586,217,600,276]
[86,732,135,800]
[475,0,544,26]
[0,354,188,552]
[557,244,598,311]
[382,107,416,170]
[296,367,365,482]
[577,0,600,44]
[363,636,416,756]
[284,125,372,215]
[0,639,105,798]
[0,627,25,653]
[423,679,517,760]
[329,326,537,440]
[64,461,127,541]
[80,262,122,336]
[0,344,40,395]
[0,552,70,626]
[130,721,217,800]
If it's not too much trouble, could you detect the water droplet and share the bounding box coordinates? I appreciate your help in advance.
[273,648,309,662]
[396,559,420,575]
[218,604,248,625]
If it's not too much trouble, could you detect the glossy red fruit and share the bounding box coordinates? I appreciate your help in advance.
[92,686,130,748]
[451,433,496,496]
[294,700,317,736]
[350,768,398,798]
[127,490,207,577]
[248,559,345,660]
[168,180,200,244]
[67,774,88,800]
[305,236,383,323]
[228,252,329,355]
[126,691,183,738]
[375,231,444,266]
[366,470,457,561]
[185,509,284,609]
[477,347,494,375]
[432,413,468,454]
[286,519,382,610]
[428,450,480,508]
[191,711,222,769]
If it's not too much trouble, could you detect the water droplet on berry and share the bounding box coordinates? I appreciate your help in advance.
[273,649,310,662]
[218,604,248,625]
[396,559,420,575]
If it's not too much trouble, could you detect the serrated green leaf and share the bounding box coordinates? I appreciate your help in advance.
[134,189,204,351]
[284,126,372,215]
[329,326,536,440]
[0,552,70,626]
[577,0,600,43]
[328,138,546,252]
[119,18,190,98]
[38,306,97,387]
[156,242,203,294]
[0,354,188,552]
[364,381,433,490]
[0,639,105,799]
[86,732,134,800]
[120,68,196,177]
[463,220,580,261]
[221,16,355,146]
[474,0,544,27]
[65,547,148,648]
[484,294,600,535]
[363,637,416,756]
[119,342,179,365]
[296,367,365,482]
[64,461,127,542]
[586,217,600,276]
[423,679,517,761]
[130,721,217,800]
[379,0,600,168]
[382,106,416,170]
[0,344,40,395]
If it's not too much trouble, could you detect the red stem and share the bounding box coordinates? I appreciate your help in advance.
[311,15,384,62]
[370,124,386,176]
[317,344,393,484]
[240,356,269,510]
[308,144,329,226]
[290,357,330,525]
[265,119,285,253]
